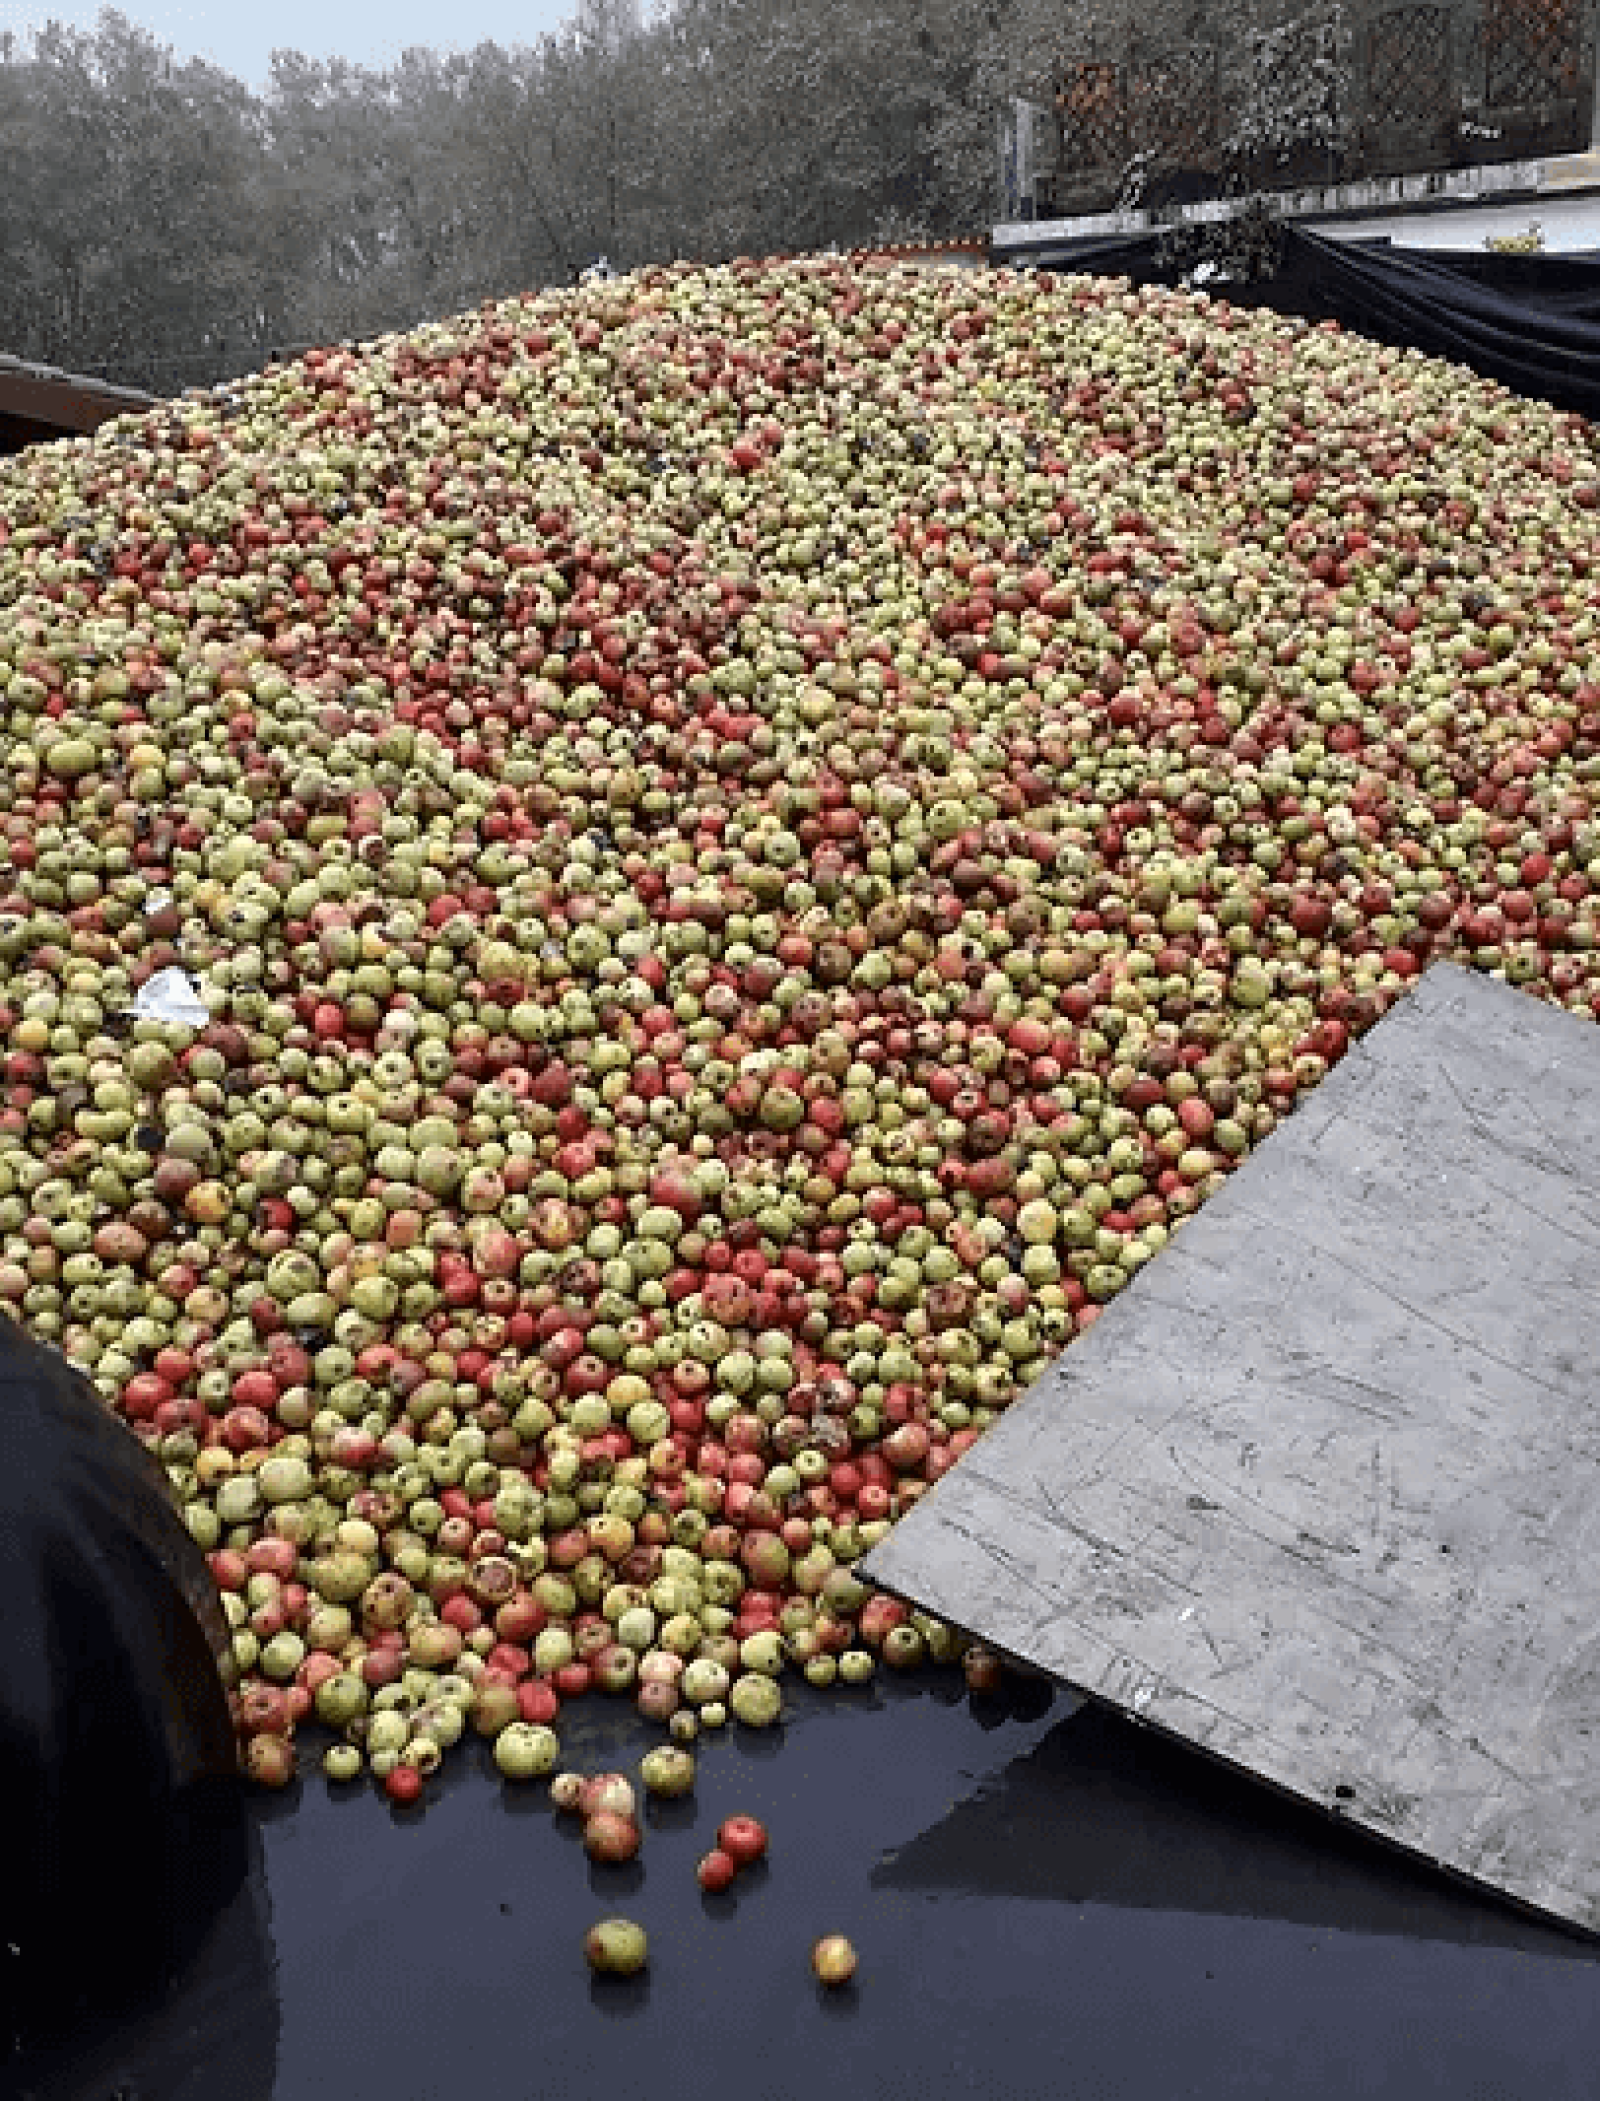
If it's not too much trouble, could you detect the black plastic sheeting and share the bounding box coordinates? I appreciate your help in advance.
[8,1673,1600,2101]
[0,1317,250,2057]
[4,1387,1597,2101]
[994,222,1600,421]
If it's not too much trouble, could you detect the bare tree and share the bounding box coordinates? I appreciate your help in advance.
[3,0,1011,390]
[917,0,1070,235]
[0,12,277,387]
[8,0,1349,394]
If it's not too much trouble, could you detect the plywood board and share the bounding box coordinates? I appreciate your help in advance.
[861,961,1600,1934]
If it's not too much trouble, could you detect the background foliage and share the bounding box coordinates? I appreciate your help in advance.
[0,0,1036,395]
[7,0,1578,394]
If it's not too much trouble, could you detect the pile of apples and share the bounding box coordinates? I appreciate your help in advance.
[0,250,1595,1796]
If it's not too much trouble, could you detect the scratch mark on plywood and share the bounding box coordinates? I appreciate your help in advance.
[1434,1055,1584,1190]
[935,1511,1071,1617]
[1293,1360,1411,1427]
[1106,1449,1458,1703]
[1006,1388,1217,1510]
[1446,1122,1600,1243]
[1270,1216,1569,1402]
[1164,1444,1363,1565]
[955,1464,1122,1557]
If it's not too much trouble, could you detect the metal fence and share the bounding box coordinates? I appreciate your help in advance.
[1020,0,1596,218]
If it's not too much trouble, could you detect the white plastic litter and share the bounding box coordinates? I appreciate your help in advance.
[125,967,211,1027]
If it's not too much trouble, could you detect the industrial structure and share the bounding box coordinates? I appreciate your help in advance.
[999,0,1598,220]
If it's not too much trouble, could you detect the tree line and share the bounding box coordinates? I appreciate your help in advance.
[0,0,1076,398]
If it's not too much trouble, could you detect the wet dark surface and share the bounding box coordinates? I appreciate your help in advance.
[11,1672,1600,2101]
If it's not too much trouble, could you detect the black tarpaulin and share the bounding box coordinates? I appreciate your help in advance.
[997,222,1600,421]
[0,1314,247,2055]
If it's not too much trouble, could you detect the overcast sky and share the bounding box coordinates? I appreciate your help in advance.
[0,2,629,97]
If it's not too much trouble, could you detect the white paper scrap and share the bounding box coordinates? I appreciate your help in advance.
[126,967,212,1027]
